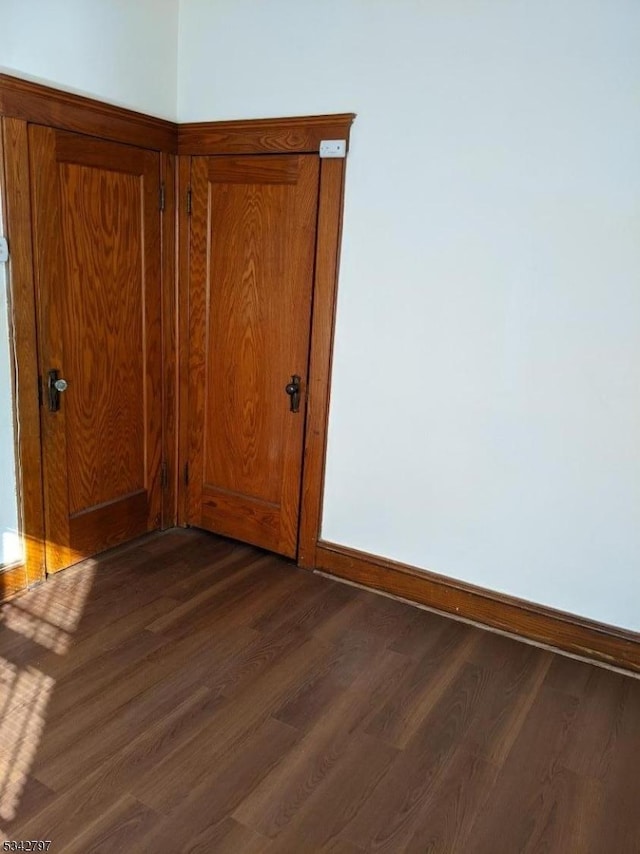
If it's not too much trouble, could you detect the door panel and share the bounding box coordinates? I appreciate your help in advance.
[188,154,320,557]
[29,126,162,572]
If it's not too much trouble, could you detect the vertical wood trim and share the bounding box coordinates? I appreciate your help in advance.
[184,157,208,526]
[1,117,46,589]
[160,152,177,528]
[297,157,347,567]
[142,149,164,534]
[28,125,74,571]
[176,156,191,526]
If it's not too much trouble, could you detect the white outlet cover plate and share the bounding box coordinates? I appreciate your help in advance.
[319,139,346,158]
[0,237,8,263]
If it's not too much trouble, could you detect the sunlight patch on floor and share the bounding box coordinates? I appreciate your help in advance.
[2,563,96,655]
[0,561,96,832]
[0,668,55,823]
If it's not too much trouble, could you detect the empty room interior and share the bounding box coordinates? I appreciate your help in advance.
[1,1,640,851]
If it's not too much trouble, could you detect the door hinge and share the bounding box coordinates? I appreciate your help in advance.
[184,462,189,485]
[160,461,168,490]
[186,188,192,216]
[159,182,166,212]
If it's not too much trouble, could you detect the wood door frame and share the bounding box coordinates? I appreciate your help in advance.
[177,114,355,567]
[0,117,46,596]
[160,151,178,529]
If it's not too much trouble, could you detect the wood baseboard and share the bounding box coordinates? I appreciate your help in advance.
[315,541,640,673]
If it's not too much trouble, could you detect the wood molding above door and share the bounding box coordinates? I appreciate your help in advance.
[0,73,178,153]
[178,113,356,156]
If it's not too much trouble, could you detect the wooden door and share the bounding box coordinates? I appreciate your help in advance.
[187,154,320,557]
[29,126,163,573]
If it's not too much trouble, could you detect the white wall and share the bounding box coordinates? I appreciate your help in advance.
[0,71,19,564]
[0,0,179,119]
[0,249,20,567]
[179,0,640,632]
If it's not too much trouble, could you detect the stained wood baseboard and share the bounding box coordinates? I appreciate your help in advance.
[315,541,640,673]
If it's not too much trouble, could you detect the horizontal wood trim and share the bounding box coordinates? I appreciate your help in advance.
[209,155,301,184]
[0,73,177,153]
[315,541,640,673]
[55,130,153,173]
[178,114,356,156]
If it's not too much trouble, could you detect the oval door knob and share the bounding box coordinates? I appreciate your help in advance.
[285,375,301,413]
[54,378,68,393]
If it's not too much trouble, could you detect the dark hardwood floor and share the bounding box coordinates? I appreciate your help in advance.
[1,529,639,852]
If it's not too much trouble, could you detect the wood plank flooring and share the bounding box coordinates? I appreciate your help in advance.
[1,528,639,852]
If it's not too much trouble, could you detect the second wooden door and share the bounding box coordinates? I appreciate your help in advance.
[29,126,163,573]
[187,154,320,557]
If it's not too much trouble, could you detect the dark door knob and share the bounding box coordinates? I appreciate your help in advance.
[285,375,301,413]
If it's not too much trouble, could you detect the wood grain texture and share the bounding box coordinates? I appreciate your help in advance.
[29,127,163,572]
[210,156,301,184]
[0,562,28,602]
[316,540,640,673]
[161,152,177,529]
[3,528,640,853]
[68,491,148,555]
[187,155,320,557]
[60,161,145,512]
[176,156,191,527]
[0,118,46,592]
[0,72,177,153]
[179,113,356,156]
[297,158,347,568]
